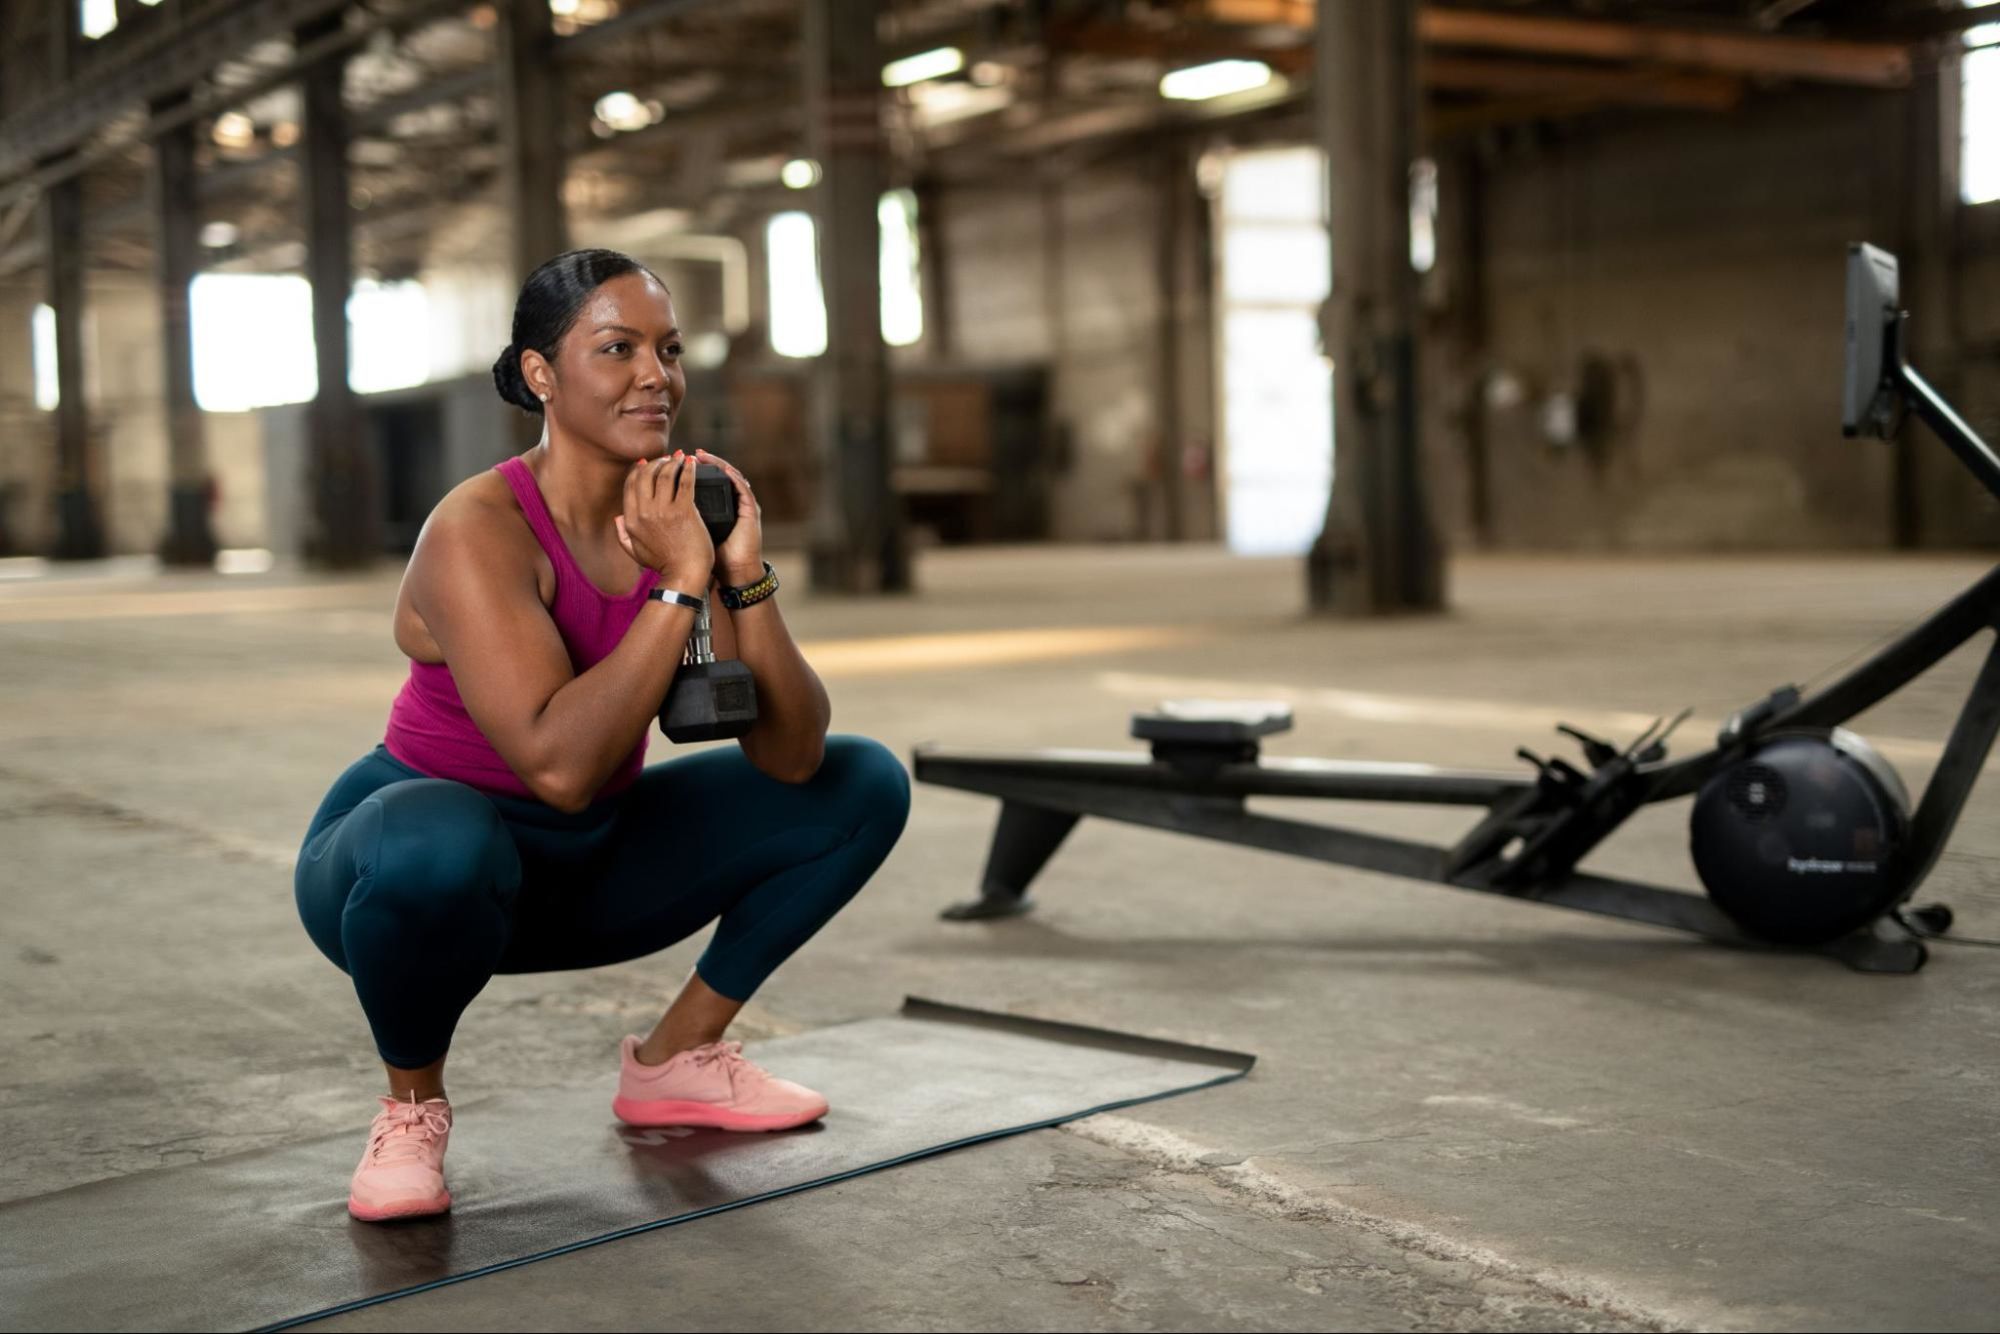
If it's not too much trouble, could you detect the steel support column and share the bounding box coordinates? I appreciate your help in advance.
[299,13,375,566]
[1308,0,1443,615]
[43,173,103,559]
[803,0,907,593]
[154,92,216,565]
[1893,44,1957,548]
[1154,138,1188,543]
[499,0,564,285]
[914,174,951,360]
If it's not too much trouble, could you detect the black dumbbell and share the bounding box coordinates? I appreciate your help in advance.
[661,463,760,744]
[691,462,736,547]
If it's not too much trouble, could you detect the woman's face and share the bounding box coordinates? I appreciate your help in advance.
[541,271,686,462]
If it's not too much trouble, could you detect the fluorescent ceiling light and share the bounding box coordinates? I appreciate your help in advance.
[80,0,116,39]
[883,47,964,88]
[594,91,652,132]
[212,112,255,149]
[1159,59,1272,102]
[907,82,1012,127]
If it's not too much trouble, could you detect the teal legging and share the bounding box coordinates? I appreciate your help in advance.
[294,736,910,1068]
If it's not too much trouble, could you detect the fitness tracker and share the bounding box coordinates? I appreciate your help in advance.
[648,586,706,612]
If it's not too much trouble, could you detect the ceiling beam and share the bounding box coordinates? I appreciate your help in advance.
[553,0,738,60]
[0,0,472,210]
[1424,55,1744,112]
[1200,0,1312,25]
[1415,7,1911,89]
[1045,19,1311,74]
[0,0,349,176]
[351,63,498,134]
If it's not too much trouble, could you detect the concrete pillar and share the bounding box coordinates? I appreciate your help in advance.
[914,176,951,360]
[499,0,565,284]
[1185,163,1220,543]
[153,93,216,566]
[1894,49,1957,548]
[803,0,908,593]
[43,174,104,560]
[1436,147,1491,548]
[1154,139,1188,543]
[1307,0,1444,615]
[49,3,75,81]
[299,13,376,567]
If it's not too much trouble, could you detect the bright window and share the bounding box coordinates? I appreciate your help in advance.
[189,274,444,410]
[191,274,318,411]
[348,279,431,394]
[767,212,828,358]
[1216,146,1332,557]
[879,189,924,347]
[80,0,116,39]
[1409,157,1439,273]
[1965,0,2000,204]
[767,194,927,357]
[31,305,58,410]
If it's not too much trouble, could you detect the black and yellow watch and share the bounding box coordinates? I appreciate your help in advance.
[718,562,779,611]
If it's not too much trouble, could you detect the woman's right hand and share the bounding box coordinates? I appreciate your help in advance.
[616,451,714,592]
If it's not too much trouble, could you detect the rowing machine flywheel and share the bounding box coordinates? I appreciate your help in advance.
[1690,729,1912,945]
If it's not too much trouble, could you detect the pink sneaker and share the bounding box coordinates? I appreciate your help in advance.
[612,1037,829,1132]
[347,1095,452,1222]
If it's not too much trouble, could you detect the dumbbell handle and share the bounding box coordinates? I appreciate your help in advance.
[682,604,715,667]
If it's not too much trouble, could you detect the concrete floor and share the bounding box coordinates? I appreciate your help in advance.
[5,545,2000,1331]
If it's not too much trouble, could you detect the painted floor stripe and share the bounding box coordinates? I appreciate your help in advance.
[809,625,1208,676]
[0,584,383,625]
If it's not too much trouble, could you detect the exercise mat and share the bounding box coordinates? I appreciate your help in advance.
[0,998,1253,1333]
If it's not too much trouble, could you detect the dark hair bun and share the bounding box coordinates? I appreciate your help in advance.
[491,343,541,414]
[493,249,664,415]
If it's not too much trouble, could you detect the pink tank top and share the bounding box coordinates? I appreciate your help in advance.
[382,455,660,802]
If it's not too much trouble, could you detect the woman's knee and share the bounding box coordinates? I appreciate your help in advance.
[357,780,521,919]
[814,735,911,837]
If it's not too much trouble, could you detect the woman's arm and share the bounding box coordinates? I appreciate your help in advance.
[408,504,696,812]
[693,449,831,783]
[409,461,714,812]
[709,590,830,783]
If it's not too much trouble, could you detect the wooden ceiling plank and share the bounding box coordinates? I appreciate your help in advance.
[1415,7,1909,88]
[1423,55,1745,112]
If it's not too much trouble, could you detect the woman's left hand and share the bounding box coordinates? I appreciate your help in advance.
[695,449,764,587]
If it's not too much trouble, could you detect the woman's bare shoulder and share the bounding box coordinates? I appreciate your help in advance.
[403,469,550,611]
[395,470,544,658]
[417,470,534,559]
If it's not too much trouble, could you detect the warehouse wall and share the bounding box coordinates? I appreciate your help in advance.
[0,278,262,556]
[937,159,1217,543]
[1464,84,1998,550]
[928,83,2000,554]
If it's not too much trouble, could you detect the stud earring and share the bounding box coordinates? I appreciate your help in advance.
[538,392,549,402]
